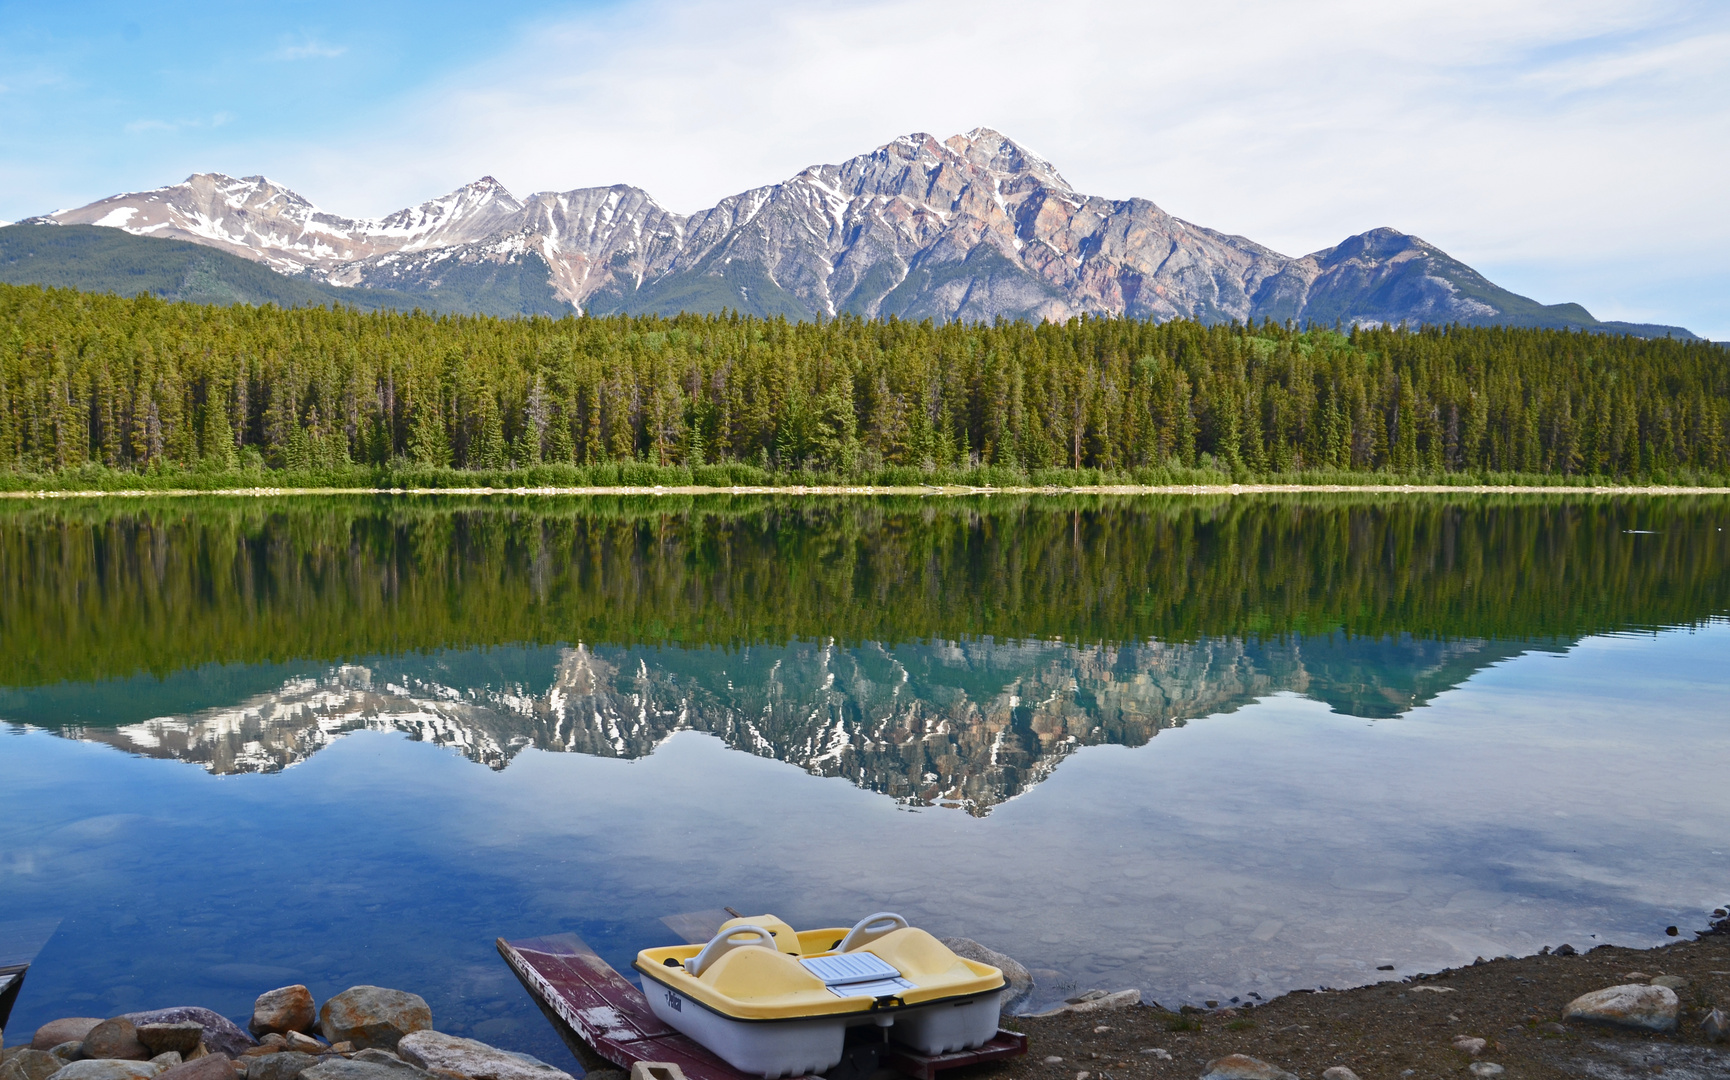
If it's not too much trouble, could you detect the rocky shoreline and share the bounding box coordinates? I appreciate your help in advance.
[5,914,1728,1080]
[1001,914,1730,1080]
[1,985,573,1080]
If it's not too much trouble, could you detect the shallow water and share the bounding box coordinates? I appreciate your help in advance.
[1,494,1727,1070]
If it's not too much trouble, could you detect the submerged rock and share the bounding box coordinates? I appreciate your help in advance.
[941,938,1034,1013]
[252,990,316,1039]
[124,1011,253,1060]
[32,1023,103,1053]
[1563,984,1679,1032]
[318,989,430,1053]
[397,1032,573,1080]
[1199,1055,1297,1080]
[82,1021,150,1063]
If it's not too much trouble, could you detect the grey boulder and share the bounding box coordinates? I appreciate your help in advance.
[246,1056,321,1080]
[318,989,430,1052]
[941,938,1034,1014]
[81,1021,150,1063]
[45,1061,162,1080]
[123,1012,253,1060]
[397,1032,573,1080]
[1702,1008,1727,1043]
[301,1057,433,1080]
[1563,984,1679,1032]
[1,1049,65,1080]
[251,989,316,1039]
[154,1056,240,1080]
[136,1027,203,1058]
[32,1023,103,1053]
[1199,1056,1298,1080]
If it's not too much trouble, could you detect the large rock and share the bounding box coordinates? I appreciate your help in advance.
[1563,984,1679,1032]
[32,1023,102,1053]
[1,1049,65,1080]
[1701,1009,1727,1043]
[154,1055,240,1080]
[300,1057,433,1080]
[1030,989,1140,1017]
[318,989,430,1052]
[45,1061,162,1080]
[246,1057,320,1080]
[397,1032,573,1080]
[1199,1056,1298,1080]
[251,990,316,1040]
[123,1012,253,1060]
[82,1021,150,1062]
[136,1027,203,1058]
[940,938,1034,1013]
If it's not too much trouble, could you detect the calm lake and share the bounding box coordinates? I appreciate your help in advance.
[2,494,1727,1069]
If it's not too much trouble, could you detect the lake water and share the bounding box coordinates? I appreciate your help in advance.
[2,494,1727,1070]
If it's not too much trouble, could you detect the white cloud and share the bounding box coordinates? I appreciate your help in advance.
[275,37,347,61]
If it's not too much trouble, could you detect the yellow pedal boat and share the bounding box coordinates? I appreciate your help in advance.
[634,912,1005,1078]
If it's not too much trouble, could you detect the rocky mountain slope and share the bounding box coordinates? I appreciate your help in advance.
[29,129,1694,335]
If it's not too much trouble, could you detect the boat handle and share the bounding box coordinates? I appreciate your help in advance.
[685,924,776,977]
[838,911,909,952]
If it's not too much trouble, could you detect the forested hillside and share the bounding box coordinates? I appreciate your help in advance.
[1,282,1725,485]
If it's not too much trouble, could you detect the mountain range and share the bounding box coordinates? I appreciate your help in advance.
[6,128,1695,336]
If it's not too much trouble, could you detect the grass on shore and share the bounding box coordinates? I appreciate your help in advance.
[5,461,1730,493]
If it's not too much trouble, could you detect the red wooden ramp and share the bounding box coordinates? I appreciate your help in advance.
[496,934,1025,1080]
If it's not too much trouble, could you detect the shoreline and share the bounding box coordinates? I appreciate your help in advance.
[1009,925,1729,1080]
[6,923,1726,1080]
[5,483,1730,499]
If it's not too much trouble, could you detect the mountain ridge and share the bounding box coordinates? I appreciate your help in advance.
[19,128,1696,336]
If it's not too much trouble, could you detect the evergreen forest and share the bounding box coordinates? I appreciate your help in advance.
[2,282,1727,488]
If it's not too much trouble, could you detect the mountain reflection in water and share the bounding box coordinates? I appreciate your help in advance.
[2,492,1725,806]
[39,634,1539,811]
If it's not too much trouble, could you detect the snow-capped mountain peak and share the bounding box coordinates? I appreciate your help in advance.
[31,129,1629,330]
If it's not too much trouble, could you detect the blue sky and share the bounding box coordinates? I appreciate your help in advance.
[2,0,1727,336]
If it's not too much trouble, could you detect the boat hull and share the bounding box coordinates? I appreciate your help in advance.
[639,975,1002,1078]
[640,975,849,1078]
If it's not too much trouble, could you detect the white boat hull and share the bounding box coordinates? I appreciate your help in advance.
[639,975,1001,1078]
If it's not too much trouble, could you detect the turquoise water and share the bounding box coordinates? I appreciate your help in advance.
[1,496,1727,1069]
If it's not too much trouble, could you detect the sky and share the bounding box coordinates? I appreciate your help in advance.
[1,0,1727,336]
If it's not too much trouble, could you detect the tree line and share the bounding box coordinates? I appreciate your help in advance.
[2,282,1727,482]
